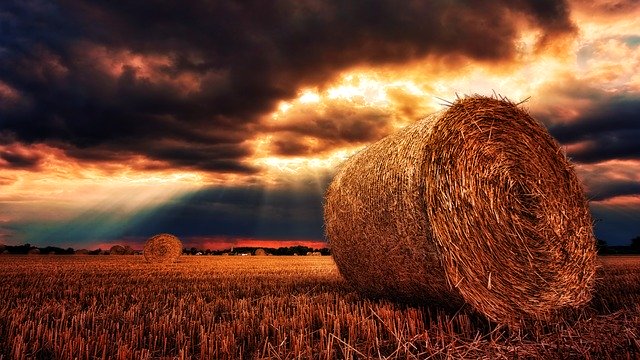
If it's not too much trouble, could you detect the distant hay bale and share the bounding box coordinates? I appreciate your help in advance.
[143,233,182,263]
[109,245,126,255]
[1,250,8,255]
[75,249,90,255]
[254,248,267,256]
[27,248,40,255]
[324,95,596,325]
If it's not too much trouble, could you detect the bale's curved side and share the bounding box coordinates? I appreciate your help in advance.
[143,233,182,263]
[324,95,596,324]
[325,112,459,307]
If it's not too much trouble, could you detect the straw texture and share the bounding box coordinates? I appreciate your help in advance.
[324,95,596,325]
[143,233,182,263]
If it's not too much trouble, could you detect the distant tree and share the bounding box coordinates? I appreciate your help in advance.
[596,239,609,254]
[10,244,32,254]
[42,246,68,255]
[631,236,640,252]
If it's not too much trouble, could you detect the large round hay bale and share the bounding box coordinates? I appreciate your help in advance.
[109,245,126,255]
[324,95,596,325]
[143,233,182,263]
[254,248,267,256]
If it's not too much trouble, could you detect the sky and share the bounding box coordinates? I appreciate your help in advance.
[1,0,639,249]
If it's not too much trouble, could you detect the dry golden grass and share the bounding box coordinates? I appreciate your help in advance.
[0,255,638,359]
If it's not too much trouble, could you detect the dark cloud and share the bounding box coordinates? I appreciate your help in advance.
[0,0,575,172]
[0,146,42,169]
[269,106,393,156]
[547,95,640,164]
[585,178,640,201]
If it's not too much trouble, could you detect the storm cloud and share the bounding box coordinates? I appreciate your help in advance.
[0,0,576,172]
[547,95,640,164]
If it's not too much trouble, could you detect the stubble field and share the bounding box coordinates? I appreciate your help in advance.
[0,255,639,359]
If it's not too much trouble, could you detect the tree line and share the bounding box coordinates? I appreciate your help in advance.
[0,243,331,256]
[3,238,640,255]
[597,236,640,255]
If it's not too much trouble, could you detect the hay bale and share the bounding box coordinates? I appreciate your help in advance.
[75,249,90,255]
[324,95,596,325]
[109,245,126,255]
[27,248,40,255]
[254,248,267,256]
[1,249,8,255]
[143,233,182,263]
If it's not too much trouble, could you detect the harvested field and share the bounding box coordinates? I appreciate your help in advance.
[0,255,639,359]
